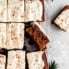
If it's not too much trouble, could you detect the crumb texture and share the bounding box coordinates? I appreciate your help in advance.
[25,0,43,22]
[0,0,7,22]
[7,51,25,69]
[55,9,69,31]
[27,51,44,69]
[0,23,24,49]
[0,54,6,69]
[8,0,24,22]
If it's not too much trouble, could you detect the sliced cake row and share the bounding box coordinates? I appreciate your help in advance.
[0,50,48,69]
[0,22,49,50]
[0,0,44,22]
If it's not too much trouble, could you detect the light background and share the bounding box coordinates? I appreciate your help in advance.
[41,0,69,69]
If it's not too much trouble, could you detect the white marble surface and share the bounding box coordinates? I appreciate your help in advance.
[41,0,69,69]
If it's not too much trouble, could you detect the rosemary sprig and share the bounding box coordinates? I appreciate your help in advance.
[49,61,58,69]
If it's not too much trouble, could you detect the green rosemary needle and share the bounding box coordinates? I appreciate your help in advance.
[49,61,58,69]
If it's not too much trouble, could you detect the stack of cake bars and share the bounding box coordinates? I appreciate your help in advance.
[0,0,50,69]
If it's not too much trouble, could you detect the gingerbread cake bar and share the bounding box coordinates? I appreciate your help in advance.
[6,23,24,49]
[25,0,45,22]
[7,50,25,69]
[0,54,6,69]
[7,0,24,22]
[54,5,69,32]
[0,23,24,49]
[25,22,49,50]
[27,51,48,69]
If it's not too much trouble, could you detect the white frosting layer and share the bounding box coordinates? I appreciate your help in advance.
[0,54,6,69]
[0,0,7,22]
[55,9,69,31]
[6,23,24,49]
[7,51,25,69]
[8,0,24,22]
[27,51,44,69]
[25,0,43,22]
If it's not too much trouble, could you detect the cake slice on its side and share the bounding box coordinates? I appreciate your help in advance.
[25,0,45,22]
[27,51,48,69]
[6,23,24,49]
[0,0,7,22]
[7,50,25,69]
[25,22,49,50]
[8,0,24,22]
[54,5,69,32]
[0,54,6,69]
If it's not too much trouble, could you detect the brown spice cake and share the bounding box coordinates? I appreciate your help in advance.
[25,22,49,50]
